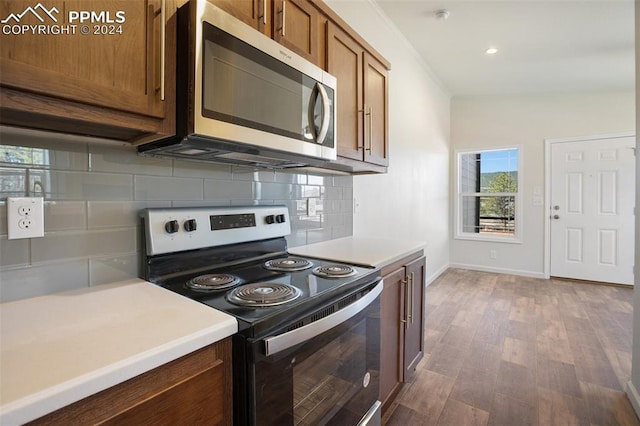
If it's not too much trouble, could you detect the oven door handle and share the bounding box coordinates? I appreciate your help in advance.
[264,279,383,356]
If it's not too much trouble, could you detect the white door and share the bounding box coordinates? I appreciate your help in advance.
[550,136,635,285]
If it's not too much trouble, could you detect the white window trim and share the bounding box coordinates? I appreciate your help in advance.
[454,145,523,244]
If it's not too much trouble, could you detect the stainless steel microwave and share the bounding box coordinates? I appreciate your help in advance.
[139,0,337,169]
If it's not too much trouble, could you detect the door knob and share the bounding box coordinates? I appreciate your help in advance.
[553,214,560,219]
[553,205,560,210]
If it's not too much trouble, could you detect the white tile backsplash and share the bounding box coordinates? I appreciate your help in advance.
[87,201,170,229]
[204,179,254,200]
[0,259,89,302]
[172,160,232,179]
[89,144,172,176]
[0,140,353,302]
[40,171,134,200]
[0,237,30,268]
[135,175,203,201]
[89,253,138,286]
[44,201,87,231]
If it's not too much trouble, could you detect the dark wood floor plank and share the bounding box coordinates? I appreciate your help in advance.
[439,324,476,349]
[570,340,624,391]
[502,336,537,369]
[437,399,489,426]
[425,342,467,378]
[449,366,496,412]
[536,357,582,397]
[505,319,536,342]
[495,361,537,407]
[536,333,575,365]
[580,381,640,426]
[384,404,430,426]
[460,340,502,376]
[386,268,640,426]
[538,388,590,426]
[487,393,537,426]
[395,369,455,423]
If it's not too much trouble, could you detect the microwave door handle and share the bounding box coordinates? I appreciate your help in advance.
[315,82,331,145]
[307,84,319,141]
[263,279,383,356]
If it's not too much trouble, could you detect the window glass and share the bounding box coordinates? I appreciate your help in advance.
[457,148,520,241]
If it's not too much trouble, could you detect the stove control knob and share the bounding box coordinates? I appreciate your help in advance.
[184,219,197,232]
[265,215,275,224]
[164,220,179,234]
[276,214,286,223]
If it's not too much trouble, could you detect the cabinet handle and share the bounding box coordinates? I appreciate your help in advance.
[357,108,366,150]
[409,272,415,324]
[366,107,372,153]
[402,277,409,327]
[262,0,267,25]
[277,0,286,36]
[282,0,286,36]
[258,0,267,25]
[160,0,166,101]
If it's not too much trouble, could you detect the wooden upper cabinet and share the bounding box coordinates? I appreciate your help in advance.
[327,22,363,162]
[327,21,389,172]
[211,0,322,66]
[272,0,319,64]
[364,52,389,167]
[0,0,174,142]
[207,0,268,34]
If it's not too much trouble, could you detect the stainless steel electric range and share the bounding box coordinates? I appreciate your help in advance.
[141,205,382,426]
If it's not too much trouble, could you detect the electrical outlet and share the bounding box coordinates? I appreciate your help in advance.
[7,197,44,239]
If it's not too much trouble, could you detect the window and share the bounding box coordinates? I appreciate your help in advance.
[456,147,521,242]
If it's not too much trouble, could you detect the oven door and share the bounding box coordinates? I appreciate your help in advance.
[244,279,382,426]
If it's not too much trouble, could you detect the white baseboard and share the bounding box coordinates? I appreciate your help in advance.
[627,381,640,419]
[426,263,449,286]
[448,263,546,279]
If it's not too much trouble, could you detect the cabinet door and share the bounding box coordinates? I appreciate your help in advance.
[379,267,406,410]
[327,22,364,161]
[28,339,233,425]
[403,256,426,380]
[363,52,389,167]
[207,0,268,34]
[273,0,319,64]
[0,0,164,118]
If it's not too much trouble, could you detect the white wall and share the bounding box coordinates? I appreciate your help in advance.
[325,0,452,283]
[450,91,635,277]
[628,0,640,416]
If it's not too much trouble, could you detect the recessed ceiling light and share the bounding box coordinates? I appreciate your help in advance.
[485,47,499,55]
[434,9,450,20]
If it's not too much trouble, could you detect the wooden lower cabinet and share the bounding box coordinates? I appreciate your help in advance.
[28,339,232,426]
[379,253,426,413]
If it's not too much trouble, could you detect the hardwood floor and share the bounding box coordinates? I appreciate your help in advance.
[383,268,640,426]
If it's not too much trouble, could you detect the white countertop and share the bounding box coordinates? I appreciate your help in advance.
[289,237,426,268]
[0,279,237,425]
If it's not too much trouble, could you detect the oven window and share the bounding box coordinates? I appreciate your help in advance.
[252,299,380,425]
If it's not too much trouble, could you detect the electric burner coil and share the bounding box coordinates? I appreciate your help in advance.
[186,274,240,292]
[263,257,313,272]
[226,283,302,307]
[312,265,357,278]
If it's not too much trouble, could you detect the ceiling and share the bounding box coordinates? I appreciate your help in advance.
[372,0,635,97]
